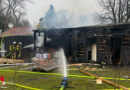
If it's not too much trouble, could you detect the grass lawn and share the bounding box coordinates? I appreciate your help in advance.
[0,64,129,90]
[81,65,130,88]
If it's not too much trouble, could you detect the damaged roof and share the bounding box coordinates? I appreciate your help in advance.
[0,27,34,37]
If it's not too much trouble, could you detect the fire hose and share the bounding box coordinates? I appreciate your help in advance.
[79,70,129,90]
[60,77,68,90]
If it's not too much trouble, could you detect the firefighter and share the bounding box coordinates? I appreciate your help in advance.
[12,41,17,59]
[17,42,22,59]
[37,23,40,28]
[9,41,17,59]
[9,45,13,58]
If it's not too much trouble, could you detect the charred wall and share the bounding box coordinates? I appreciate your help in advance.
[34,23,130,65]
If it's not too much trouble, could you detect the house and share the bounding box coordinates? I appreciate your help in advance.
[0,27,34,62]
[33,23,130,66]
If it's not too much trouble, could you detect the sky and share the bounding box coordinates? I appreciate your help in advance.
[25,0,101,27]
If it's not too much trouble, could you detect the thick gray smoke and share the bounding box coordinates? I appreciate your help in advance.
[40,5,96,28]
[40,5,57,28]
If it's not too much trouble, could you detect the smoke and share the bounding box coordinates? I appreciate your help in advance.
[36,36,44,47]
[40,5,97,28]
[40,5,57,28]
[26,0,101,26]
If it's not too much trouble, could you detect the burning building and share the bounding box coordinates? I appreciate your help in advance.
[33,23,130,66]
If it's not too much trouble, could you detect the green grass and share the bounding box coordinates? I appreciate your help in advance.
[82,65,130,88]
[0,71,115,90]
[0,65,129,90]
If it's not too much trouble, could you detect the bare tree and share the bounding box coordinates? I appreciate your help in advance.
[16,19,30,27]
[0,0,31,32]
[98,0,130,24]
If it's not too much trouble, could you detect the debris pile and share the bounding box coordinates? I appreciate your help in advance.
[84,67,97,71]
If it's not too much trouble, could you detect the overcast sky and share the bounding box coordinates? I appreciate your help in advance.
[25,0,101,27]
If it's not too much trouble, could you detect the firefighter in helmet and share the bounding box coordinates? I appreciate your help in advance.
[17,42,22,59]
[9,45,12,58]
[9,41,17,59]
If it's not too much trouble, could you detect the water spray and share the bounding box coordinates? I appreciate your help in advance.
[59,49,68,90]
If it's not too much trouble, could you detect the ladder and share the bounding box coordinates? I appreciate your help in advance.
[76,38,86,62]
[97,35,110,63]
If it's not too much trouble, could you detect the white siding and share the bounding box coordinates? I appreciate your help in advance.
[1,42,5,57]
[92,44,97,62]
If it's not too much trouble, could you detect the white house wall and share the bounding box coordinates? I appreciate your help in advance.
[92,43,97,62]
[1,42,5,57]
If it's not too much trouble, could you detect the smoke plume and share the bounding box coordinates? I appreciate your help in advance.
[40,5,97,28]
